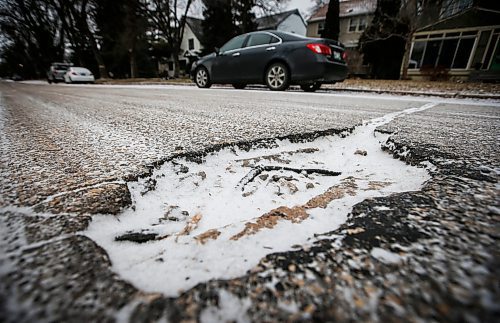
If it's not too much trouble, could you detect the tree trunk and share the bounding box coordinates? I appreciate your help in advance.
[400,32,413,80]
[130,48,137,78]
[173,51,181,78]
[88,34,108,79]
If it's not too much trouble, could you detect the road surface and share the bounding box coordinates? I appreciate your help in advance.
[0,81,498,322]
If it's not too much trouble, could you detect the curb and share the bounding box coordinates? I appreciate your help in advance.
[93,81,500,100]
[323,87,500,100]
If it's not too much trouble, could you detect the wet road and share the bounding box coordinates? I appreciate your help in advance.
[0,81,499,322]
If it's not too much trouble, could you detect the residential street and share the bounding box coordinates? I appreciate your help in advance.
[0,81,499,322]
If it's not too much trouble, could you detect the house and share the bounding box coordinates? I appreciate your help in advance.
[165,16,204,77]
[406,1,500,81]
[307,0,376,75]
[255,9,307,36]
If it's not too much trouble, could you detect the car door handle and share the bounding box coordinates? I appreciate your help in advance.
[232,52,240,57]
[266,47,276,51]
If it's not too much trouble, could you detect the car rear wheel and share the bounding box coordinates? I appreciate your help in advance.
[195,67,211,88]
[300,82,322,92]
[232,83,246,89]
[265,63,289,91]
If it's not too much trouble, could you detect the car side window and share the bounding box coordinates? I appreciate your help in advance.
[246,33,273,47]
[220,35,246,53]
[270,36,280,44]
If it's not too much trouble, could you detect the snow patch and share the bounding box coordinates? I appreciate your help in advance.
[85,103,436,296]
[370,247,404,265]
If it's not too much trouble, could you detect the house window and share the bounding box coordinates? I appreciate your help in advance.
[482,34,499,69]
[409,31,478,69]
[409,41,426,68]
[358,17,366,32]
[471,31,491,69]
[437,39,459,67]
[318,22,325,35]
[440,0,473,18]
[348,17,367,33]
[422,40,441,66]
[188,38,194,50]
[348,18,357,32]
[452,38,475,68]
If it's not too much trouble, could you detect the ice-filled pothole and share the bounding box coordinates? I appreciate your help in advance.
[85,103,436,296]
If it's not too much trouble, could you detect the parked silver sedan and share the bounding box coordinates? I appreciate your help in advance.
[64,67,95,84]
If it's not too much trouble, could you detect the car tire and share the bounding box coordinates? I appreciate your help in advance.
[300,82,322,92]
[47,79,52,84]
[265,62,289,91]
[194,67,212,88]
[232,83,246,89]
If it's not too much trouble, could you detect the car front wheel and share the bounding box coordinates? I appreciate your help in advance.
[265,63,289,91]
[300,82,322,92]
[195,67,211,88]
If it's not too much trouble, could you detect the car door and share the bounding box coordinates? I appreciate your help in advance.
[211,34,248,82]
[238,33,281,82]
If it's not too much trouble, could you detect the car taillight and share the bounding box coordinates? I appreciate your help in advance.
[342,51,348,60]
[71,72,78,75]
[306,43,332,56]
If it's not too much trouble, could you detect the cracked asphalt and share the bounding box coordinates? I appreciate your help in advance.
[0,81,499,322]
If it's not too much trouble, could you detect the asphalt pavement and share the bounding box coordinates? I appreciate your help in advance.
[0,81,498,322]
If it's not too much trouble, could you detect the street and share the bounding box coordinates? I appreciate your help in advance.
[1,81,499,322]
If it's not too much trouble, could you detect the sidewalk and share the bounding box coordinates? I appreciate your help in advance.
[326,79,500,100]
[96,78,500,99]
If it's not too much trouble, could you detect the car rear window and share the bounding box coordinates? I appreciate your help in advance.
[246,33,277,47]
[72,67,90,73]
[54,64,69,70]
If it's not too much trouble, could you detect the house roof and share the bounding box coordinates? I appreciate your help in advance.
[255,9,305,30]
[308,0,376,22]
[185,16,204,41]
[418,7,500,32]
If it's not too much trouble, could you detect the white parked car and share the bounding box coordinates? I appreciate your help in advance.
[64,67,95,84]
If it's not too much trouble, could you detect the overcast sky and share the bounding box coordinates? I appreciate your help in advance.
[189,0,318,20]
[285,0,317,19]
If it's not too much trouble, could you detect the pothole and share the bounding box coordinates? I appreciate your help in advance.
[85,103,437,296]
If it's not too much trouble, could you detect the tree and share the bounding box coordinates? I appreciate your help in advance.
[201,0,288,54]
[94,0,157,78]
[359,0,410,79]
[139,0,194,78]
[201,0,236,53]
[50,0,109,78]
[399,0,443,79]
[0,0,64,78]
[321,0,339,40]
[233,0,257,34]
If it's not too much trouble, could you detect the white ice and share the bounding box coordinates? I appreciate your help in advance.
[85,103,436,296]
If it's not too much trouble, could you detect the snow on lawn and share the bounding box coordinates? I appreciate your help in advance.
[85,103,437,297]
